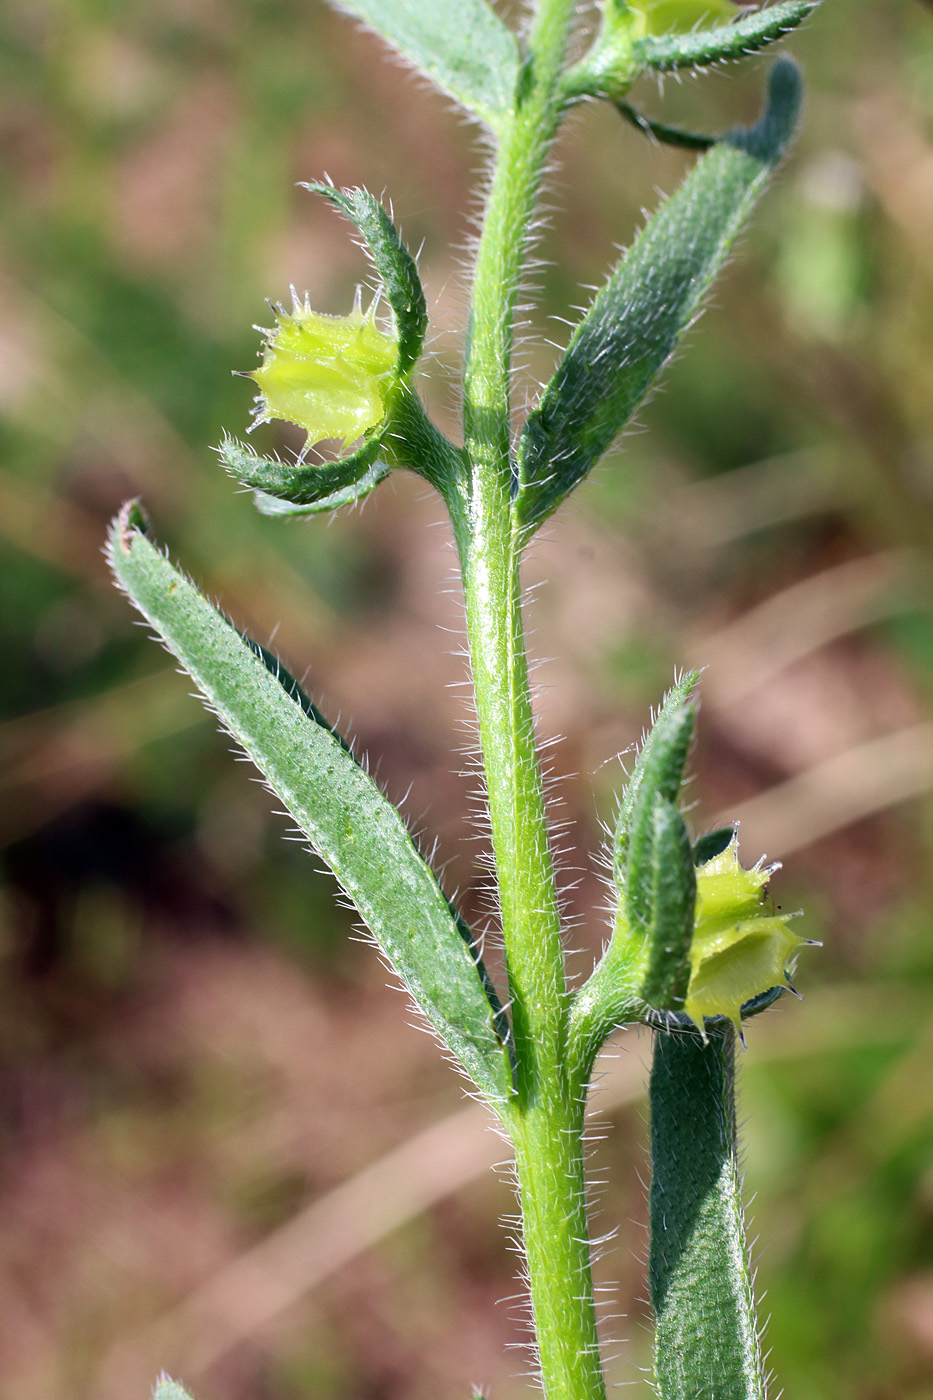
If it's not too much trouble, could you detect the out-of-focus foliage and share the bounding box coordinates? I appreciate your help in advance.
[0,3,931,1400]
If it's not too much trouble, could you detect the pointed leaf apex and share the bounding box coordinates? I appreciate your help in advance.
[728,56,802,164]
[153,1378,196,1400]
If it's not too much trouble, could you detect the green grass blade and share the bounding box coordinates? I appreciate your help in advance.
[650,1023,766,1400]
[108,503,514,1107]
[635,1,819,73]
[327,0,520,129]
[515,59,802,530]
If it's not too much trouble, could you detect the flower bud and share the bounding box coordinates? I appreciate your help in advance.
[683,837,806,1029]
[249,287,399,448]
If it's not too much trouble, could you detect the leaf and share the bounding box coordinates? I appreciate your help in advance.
[300,183,428,377]
[635,0,819,73]
[326,0,520,129]
[515,59,802,530]
[649,1024,766,1399]
[564,676,698,1080]
[108,503,514,1107]
[251,458,391,516]
[640,798,696,1012]
[612,672,698,891]
[219,433,386,508]
[623,703,695,934]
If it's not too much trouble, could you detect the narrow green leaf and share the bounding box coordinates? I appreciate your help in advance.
[565,678,698,1080]
[641,799,696,1012]
[515,60,802,530]
[624,704,695,933]
[251,458,392,517]
[326,0,520,129]
[153,1378,196,1400]
[650,1023,766,1400]
[613,674,698,889]
[635,1,819,73]
[108,503,514,1107]
[219,433,385,508]
[301,182,428,376]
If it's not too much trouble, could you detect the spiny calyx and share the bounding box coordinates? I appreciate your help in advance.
[682,834,804,1030]
[248,287,398,447]
[220,182,431,517]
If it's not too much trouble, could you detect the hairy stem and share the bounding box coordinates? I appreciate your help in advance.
[454,5,607,1400]
[463,0,577,483]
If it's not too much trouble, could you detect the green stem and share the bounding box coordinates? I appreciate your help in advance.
[452,5,607,1400]
[649,1023,766,1400]
[463,0,577,484]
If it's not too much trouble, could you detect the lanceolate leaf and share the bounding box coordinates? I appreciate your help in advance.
[108,504,514,1107]
[623,704,695,934]
[327,0,520,129]
[650,1024,766,1400]
[612,672,698,890]
[565,676,698,1080]
[515,59,802,530]
[301,183,428,376]
[635,0,819,73]
[219,433,386,509]
[640,798,696,1012]
[251,457,392,516]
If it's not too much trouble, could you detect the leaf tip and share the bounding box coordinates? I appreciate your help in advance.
[730,56,803,164]
[110,498,149,556]
[153,1375,196,1400]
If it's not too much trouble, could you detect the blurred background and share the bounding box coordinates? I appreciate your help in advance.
[1,1,932,1397]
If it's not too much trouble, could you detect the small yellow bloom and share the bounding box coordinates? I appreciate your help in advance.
[684,838,805,1029]
[249,288,398,447]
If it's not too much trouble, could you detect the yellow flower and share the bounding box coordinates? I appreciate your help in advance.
[249,288,398,447]
[684,837,805,1030]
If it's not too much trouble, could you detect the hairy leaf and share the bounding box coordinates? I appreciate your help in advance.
[635,0,819,72]
[251,458,393,516]
[326,0,520,128]
[650,1024,766,1399]
[108,503,514,1106]
[613,672,698,890]
[515,59,802,530]
[640,798,696,1011]
[301,183,428,376]
[623,704,695,933]
[219,433,386,508]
